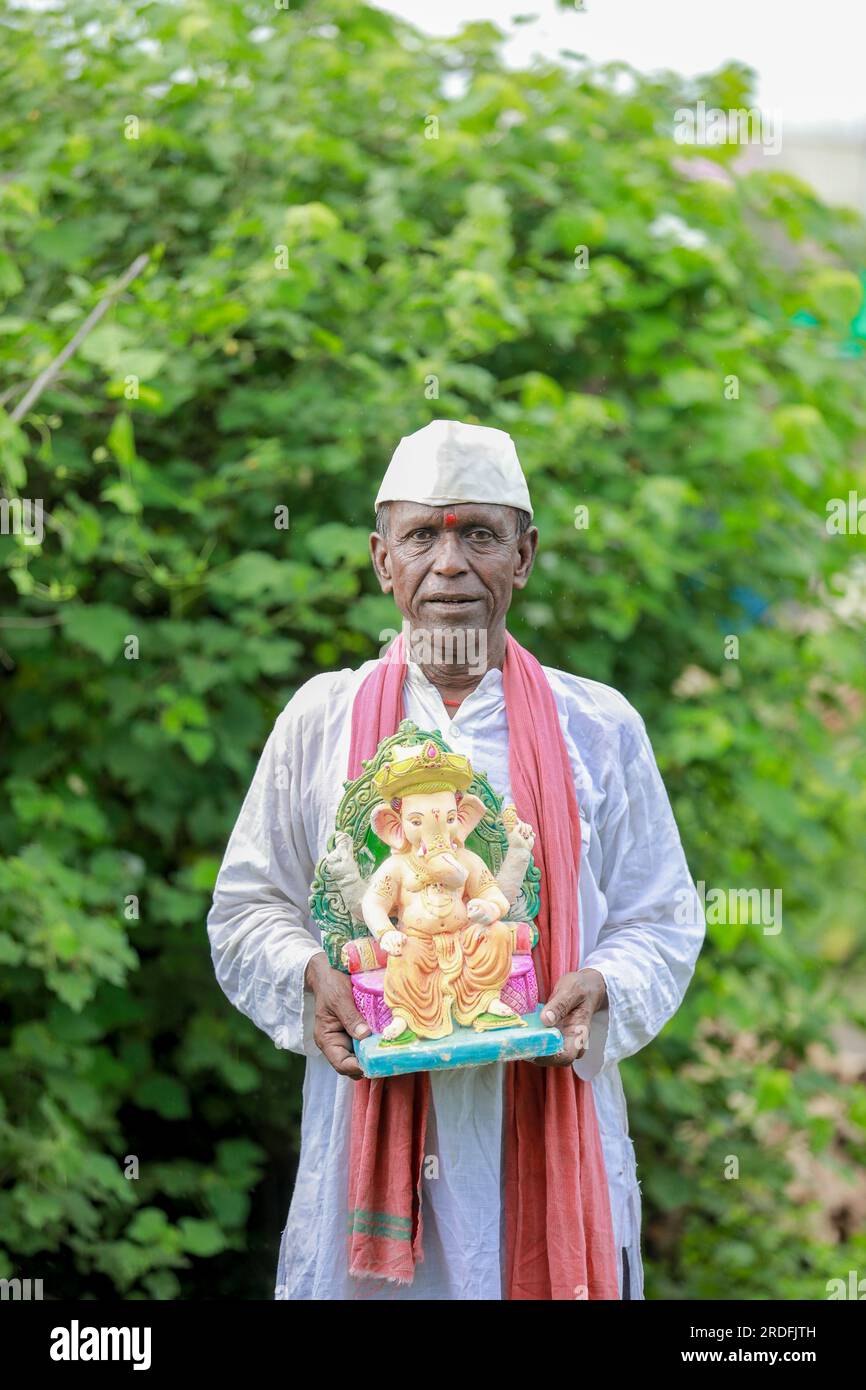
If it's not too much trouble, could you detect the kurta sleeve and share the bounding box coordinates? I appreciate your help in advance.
[206,700,326,1057]
[574,710,705,1082]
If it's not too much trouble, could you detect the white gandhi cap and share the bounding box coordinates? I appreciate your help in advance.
[375,419,533,519]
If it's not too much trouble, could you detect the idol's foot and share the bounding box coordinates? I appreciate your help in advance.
[486,997,514,1017]
[380,1027,417,1047]
[471,1007,526,1032]
[381,1013,412,1042]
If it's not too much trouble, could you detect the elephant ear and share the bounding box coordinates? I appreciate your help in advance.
[456,793,486,839]
[371,802,405,849]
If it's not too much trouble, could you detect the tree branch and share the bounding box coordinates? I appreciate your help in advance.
[10,252,150,424]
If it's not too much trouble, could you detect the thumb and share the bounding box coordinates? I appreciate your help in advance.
[334,979,371,1039]
[540,974,581,1026]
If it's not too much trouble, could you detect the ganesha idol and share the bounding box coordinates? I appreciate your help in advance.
[310,721,562,1076]
[362,740,530,1043]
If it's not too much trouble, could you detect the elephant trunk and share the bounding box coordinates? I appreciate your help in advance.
[420,838,468,889]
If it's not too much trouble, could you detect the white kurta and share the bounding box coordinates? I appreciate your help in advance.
[206,658,705,1300]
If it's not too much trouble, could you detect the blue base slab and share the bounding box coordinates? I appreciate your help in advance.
[353,1006,564,1079]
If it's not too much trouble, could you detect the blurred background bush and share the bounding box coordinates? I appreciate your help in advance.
[1,0,865,1300]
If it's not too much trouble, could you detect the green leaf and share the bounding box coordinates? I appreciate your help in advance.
[61,604,133,663]
[178,1218,227,1257]
[107,413,136,466]
[137,1076,190,1120]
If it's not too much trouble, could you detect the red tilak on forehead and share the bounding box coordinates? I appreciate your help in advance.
[444,511,458,527]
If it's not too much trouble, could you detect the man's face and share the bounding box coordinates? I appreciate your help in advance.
[369,501,538,636]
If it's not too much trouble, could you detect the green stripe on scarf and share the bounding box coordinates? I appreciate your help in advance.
[348,1208,413,1241]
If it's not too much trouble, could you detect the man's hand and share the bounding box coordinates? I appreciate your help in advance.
[533,968,608,1068]
[305,953,370,1081]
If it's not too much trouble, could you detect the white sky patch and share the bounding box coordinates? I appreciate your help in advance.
[378,0,866,130]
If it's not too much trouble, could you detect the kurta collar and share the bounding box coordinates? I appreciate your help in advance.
[404,659,504,730]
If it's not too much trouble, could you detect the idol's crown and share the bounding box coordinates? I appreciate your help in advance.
[372,741,473,799]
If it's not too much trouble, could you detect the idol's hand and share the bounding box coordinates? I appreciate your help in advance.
[533,968,608,1068]
[466,898,497,926]
[380,928,407,956]
[505,815,535,854]
[305,953,370,1081]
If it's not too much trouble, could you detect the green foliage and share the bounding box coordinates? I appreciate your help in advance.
[1,0,865,1298]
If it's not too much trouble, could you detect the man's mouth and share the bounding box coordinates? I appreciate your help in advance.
[422,595,483,607]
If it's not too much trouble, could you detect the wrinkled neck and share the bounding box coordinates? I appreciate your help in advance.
[413,624,507,709]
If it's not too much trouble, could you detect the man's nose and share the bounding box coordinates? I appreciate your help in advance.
[430,531,469,576]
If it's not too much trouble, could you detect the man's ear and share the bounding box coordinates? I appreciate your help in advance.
[371,803,404,849]
[513,525,538,590]
[369,533,393,595]
[455,794,486,839]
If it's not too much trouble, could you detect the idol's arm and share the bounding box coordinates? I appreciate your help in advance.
[575,711,706,1082]
[465,854,510,922]
[206,701,325,1057]
[360,862,401,941]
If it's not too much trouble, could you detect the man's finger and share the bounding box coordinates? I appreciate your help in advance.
[540,975,582,1026]
[332,985,372,1041]
[533,1004,593,1066]
[532,1039,576,1068]
[326,1040,365,1080]
[561,1005,593,1058]
[532,1015,577,1067]
[317,1023,365,1080]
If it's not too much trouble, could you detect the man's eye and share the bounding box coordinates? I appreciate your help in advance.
[467,529,494,541]
[408,528,435,542]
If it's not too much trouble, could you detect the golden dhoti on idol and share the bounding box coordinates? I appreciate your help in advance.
[384,919,514,1038]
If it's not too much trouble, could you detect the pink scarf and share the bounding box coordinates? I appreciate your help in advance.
[345,632,620,1300]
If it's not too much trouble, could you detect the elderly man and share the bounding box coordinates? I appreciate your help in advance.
[207,419,705,1300]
